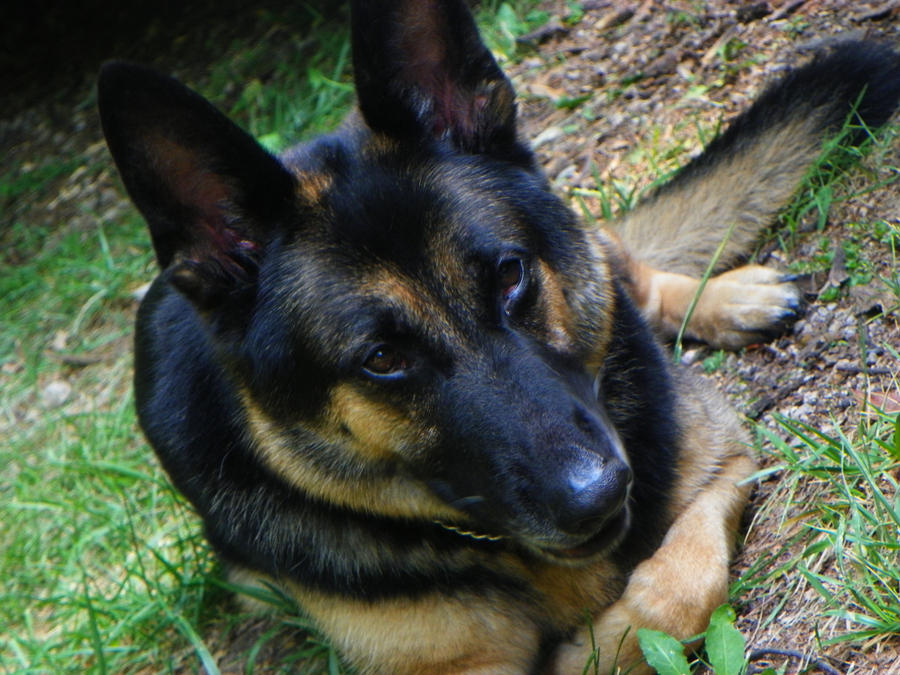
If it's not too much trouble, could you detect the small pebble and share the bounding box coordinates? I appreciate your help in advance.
[42,380,72,409]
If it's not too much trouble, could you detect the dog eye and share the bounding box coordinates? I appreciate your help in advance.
[497,257,525,311]
[363,344,408,377]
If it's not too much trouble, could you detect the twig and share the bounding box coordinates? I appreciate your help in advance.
[747,647,842,675]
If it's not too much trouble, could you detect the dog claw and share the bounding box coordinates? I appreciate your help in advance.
[688,265,807,349]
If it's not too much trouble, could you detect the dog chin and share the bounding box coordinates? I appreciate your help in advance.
[532,506,631,565]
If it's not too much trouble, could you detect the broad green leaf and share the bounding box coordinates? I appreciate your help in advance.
[637,628,691,675]
[706,604,746,675]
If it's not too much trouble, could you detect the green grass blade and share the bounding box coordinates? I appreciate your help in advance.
[169,611,221,675]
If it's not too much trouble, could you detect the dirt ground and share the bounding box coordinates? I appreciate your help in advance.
[509,2,900,673]
[3,0,899,673]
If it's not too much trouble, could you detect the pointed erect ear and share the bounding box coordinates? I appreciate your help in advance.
[350,0,528,161]
[98,62,296,307]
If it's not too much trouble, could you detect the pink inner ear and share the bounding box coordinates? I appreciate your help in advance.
[149,135,232,224]
[399,2,468,138]
[395,2,495,146]
[404,44,482,142]
[146,134,249,262]
[401,0,446,71]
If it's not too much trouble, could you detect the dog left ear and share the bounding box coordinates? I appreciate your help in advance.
[98,62,297,310]
[350,0,528,162]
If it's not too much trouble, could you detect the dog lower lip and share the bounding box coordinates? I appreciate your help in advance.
[540,507,629,560]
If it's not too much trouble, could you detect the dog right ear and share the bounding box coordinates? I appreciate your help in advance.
[350,0,530,163]
[98,62,296,309]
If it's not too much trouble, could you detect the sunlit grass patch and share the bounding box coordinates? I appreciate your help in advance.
[1,388,219,673]
[749,403,900,638]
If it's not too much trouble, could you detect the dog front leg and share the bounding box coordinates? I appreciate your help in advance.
[629,260,802,350]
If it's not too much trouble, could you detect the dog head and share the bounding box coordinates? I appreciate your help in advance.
[99,0,634,562]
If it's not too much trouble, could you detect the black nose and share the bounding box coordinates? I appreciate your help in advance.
[551,445,632,536]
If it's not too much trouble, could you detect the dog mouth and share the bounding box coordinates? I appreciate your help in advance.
[435,503,630,563]
[536,505,630,562]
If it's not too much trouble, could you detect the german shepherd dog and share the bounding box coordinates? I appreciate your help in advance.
[98,1,900,673]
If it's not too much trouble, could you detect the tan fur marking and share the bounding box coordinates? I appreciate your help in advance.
[291,583,540,675]
[362,129,402,157]
[579,228,619,372]
[291,168,333,203]
[365,267,466,343]
[528,556,624,627]
[327,383,425,460]
[427,229,478,312]
[618,114,827,277]
[535,260,577,351]
[243,395,464,522]
[628,259,700,336]
[629,259,799,350]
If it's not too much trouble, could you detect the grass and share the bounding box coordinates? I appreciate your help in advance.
[0,4,360,673]
[774,411,900,640]
[201,5,355,152]
[1,195,222,673]
[734,394,900,655]
[627,377,900,670]
[731,223,900,656]
[2,2,899,675]
[577,60,900,673]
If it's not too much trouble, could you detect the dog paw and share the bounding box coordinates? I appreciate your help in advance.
[688,265,804,350]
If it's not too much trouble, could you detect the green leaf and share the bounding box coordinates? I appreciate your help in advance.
[706,604,746,675]
[637,628,691,675]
